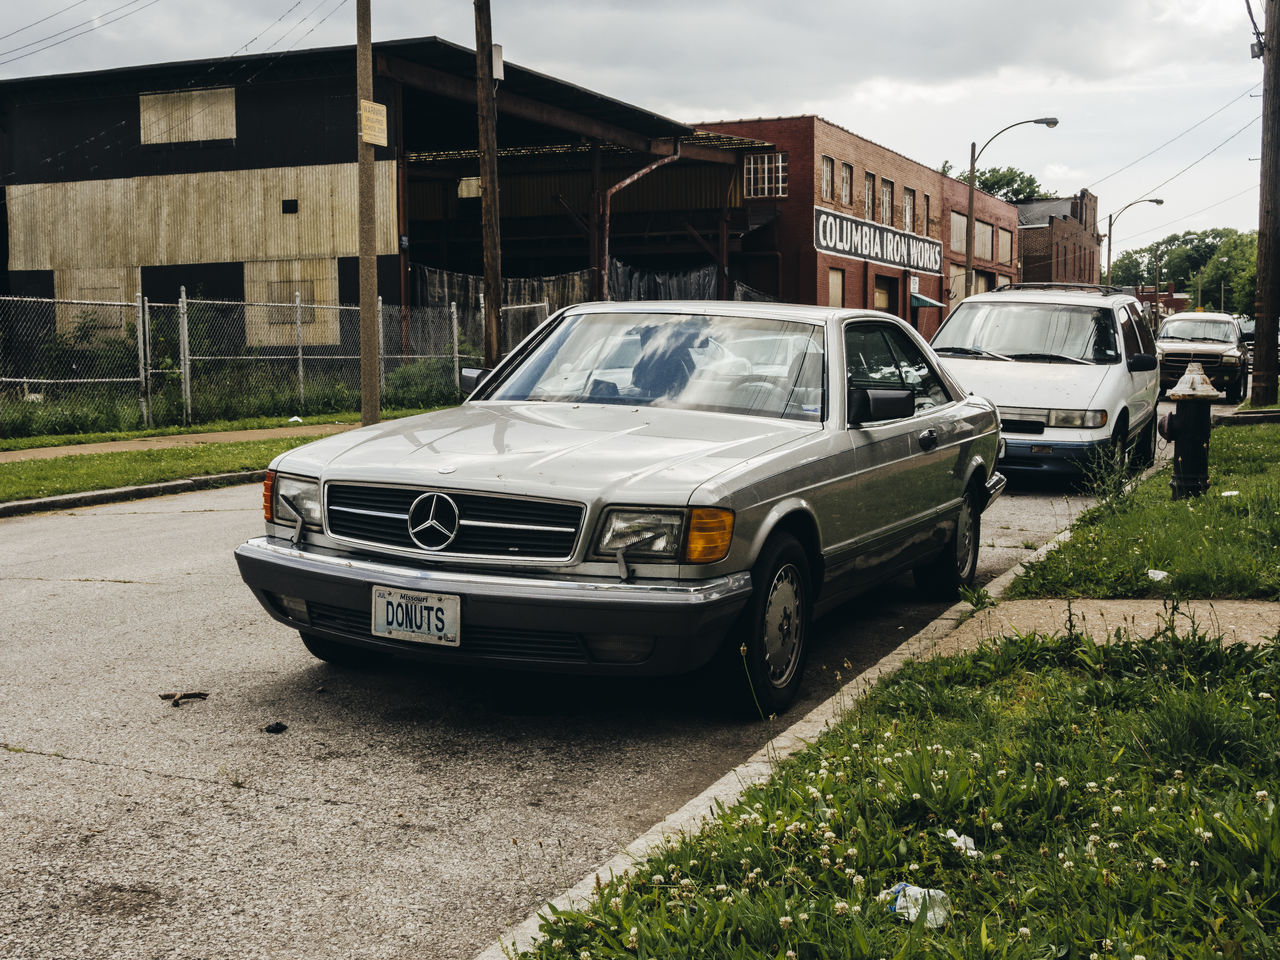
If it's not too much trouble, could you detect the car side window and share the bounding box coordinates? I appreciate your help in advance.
[1127,303,1156,353]
[1120,314,1140,358]
[845,323,951,413]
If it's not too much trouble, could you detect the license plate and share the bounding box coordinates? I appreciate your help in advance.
[371,586,460,646]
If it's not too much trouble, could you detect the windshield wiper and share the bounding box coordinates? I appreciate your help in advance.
[1006,352,1094,365]
[933,345,1013,361]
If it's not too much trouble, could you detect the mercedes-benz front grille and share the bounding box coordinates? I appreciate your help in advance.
[325,483,584,560]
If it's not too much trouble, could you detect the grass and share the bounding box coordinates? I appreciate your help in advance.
[0,408,435,453]
[515,624,1280,959]
[1006,423,1280,601]
[0,438,313,502]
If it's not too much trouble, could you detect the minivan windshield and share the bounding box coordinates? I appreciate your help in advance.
[932,301,1120,365]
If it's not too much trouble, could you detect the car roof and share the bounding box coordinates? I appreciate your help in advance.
[560,300,904,328]
[1161,311,1235,323]
[959,286,1135,308]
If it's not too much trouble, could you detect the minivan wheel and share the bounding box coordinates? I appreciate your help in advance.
[723,533,812,718]
[1133,416,1157,468]
[913,489,979,600]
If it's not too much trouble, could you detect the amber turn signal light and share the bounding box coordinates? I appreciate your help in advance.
[684,508,734,563]
[263,470,276,522]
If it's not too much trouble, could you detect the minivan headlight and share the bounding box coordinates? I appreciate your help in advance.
[1047,409,1107,429]
[274,474,322,527]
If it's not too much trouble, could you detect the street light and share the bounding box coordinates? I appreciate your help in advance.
[1105,197,1164,283]
[964,117,1058,299]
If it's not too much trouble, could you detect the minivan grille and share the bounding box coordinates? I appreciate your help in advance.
[325,483,583,560]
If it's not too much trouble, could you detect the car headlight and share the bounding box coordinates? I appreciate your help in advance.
[272,473,322,528]
[1222,352,1240,365]
[1047,409,1108,429]
[595,507,734,563]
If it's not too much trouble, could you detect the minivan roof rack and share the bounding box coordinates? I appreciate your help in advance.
[998,282,1126,295]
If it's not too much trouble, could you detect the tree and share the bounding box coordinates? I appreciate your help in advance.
[1103,228,1257,314]
[956,165,1050,202]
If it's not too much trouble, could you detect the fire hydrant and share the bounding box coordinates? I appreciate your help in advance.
[1157,362,1219,500]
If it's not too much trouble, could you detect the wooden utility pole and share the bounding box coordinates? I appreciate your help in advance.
[474,0,502,368]
[356,0,380,424]
[1255,0,1280,405]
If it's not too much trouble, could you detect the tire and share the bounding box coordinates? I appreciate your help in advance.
[913,488,979,600]
[1133,416,1157,469]
[300,631,380,668]
[722,533,812,718]
[1226,367,1245,404]
[1108,417,1131,474]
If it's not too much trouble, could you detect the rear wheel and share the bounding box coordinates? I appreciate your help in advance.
[300,631,380,668]
[913,489,979,600]
[721,533,812,718]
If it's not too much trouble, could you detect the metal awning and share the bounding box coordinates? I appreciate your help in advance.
[910,292,946,308]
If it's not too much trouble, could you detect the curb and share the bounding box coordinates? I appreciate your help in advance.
[1214,408,1280,425]
[0,470,265,518]
[473,524,1074,960]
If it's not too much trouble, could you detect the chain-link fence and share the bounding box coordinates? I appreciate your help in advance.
[0,292,482,439]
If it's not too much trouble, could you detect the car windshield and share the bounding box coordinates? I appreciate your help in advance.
[1158,319,1235,343]
[932,301,1120,364]
[487,311,826,421]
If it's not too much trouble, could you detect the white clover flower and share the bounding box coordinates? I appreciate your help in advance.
[1034,762,1044,771]
[912,792,922,800]
[627,928,638,950]
[786,952,797,960]
[1019,926,1031,939]
[609,897,622,910]
[1063,860,1075,870]
[1086,782,1100,793]
[580,950,591,960]
[679,878,693,888]
[1091,954,1100,960]
[1134,955,1146,960]
[1151,857,1167,870]
[1257,790,1270,803]
[992,822,1004,833]
[992,853,1001,863]
[852,873,865,885]
[997,768,1008,778]
[1112,806,1123,815]
[909,862,920,872]
[834,901,849,916]
[1089,834,1101,843]
[1108,841,1120,850]
[1148,806,1158,813]
[651,874,665,884]
[552,940,565,951]
[824,831,836,841]
[1167,787,1178,796]
[779,916,793,930]
[1105,775,1116,784]
[1103,939,1113,951]
[798,912,809,922]
[1056,776,1069,789]
[715,884,727,893]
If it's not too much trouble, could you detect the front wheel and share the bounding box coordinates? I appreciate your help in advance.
[913,489,979,600]
[722,534,812,718]
[300,631,381,668]
[1133,416,1157,469]
[1226,366,1246,404]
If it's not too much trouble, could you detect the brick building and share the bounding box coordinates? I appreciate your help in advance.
[942,176,1021,309]
[698,116,1018,337]
[1014,190,1101,285]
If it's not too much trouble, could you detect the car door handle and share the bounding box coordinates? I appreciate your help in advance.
[918,428,938,451]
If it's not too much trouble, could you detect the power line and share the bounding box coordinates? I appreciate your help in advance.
[0,0,152,60]
[1088,82,1262,193]
[0,1,94,44]
[0,0,167,69]
[1116,183,1260,245]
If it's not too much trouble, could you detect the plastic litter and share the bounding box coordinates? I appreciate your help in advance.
[288,415,303,423]
[877,882,951,928]
[944,828,983,859]
[1147,569,1169,582]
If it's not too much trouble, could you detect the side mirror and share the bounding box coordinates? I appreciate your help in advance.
[848,387,915,425]
[460,367,491,396]
[1127,353,1157,372]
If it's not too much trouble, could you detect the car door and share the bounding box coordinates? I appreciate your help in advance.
[826,319,963,580]
[1121,304,1158,431]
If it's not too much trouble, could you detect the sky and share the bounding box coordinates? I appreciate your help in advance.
[0,0,1266,263]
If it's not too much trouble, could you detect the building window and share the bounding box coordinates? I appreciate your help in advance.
[821,155,834,201]
[744,152,788,198]
[140,86,235,144]
[840,163,852,205]
[975,221,994,261]
[903,189,916,234]
[828,268,845,307]
[998,227,1013,265]
[865,172,875,219]
[924,195,932,237]
[880,179,894,226]
[950,211,967,253]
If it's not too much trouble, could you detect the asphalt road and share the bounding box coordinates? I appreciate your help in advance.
[1,473,1096,960]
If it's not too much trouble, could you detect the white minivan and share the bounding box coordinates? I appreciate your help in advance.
[931,283,1159,476]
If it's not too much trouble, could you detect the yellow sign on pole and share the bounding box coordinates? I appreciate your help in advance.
[359,99,388,147]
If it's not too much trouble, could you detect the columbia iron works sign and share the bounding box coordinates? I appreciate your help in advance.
[813,207,943,275]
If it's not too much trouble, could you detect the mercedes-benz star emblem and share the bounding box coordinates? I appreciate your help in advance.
[407,493,461,551]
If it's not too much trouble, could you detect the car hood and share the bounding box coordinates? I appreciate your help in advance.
[1157,339,1234,355]
[938,358,1112,410]
[273,401,818,504]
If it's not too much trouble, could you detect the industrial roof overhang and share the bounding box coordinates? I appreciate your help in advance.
[374,37,766,165]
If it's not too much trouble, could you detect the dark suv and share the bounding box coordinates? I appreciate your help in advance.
[1155,312,1249,402]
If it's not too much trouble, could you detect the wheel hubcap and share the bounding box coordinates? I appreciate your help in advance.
[762,563,803,688]
[955,497,975,579]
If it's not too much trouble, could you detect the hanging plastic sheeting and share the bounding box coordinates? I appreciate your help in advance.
[607,260,717,302]
[732,280,777,302]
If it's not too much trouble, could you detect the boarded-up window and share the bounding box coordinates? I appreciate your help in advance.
[974,221,994,261]
[267,280,317,326]
[140,87,236,144]
[998,227,1013,264]
[950,211,967,253]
